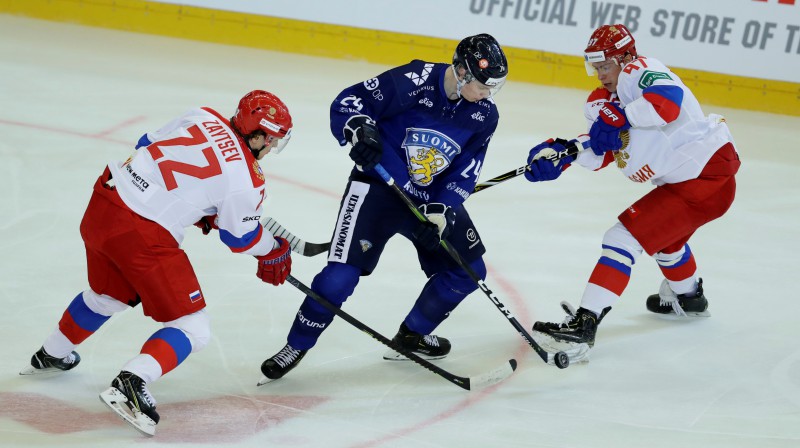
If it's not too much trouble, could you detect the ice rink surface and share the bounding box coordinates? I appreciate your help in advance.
[1,14,799,448]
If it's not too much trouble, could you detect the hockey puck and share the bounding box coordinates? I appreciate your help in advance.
[554,351,569,369]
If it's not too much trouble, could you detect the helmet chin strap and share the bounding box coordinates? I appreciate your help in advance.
[452,65,466,99]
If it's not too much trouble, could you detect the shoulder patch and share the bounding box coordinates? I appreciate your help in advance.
[404,63,435,86]
[249,160,265,188]
[638,70,673,89]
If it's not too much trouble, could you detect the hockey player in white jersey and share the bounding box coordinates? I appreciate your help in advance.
[524,24,740,362]
[19,90,294,436]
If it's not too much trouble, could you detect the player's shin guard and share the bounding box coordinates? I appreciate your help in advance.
[56,291,116,345]
[287,262,360,350]
[124,327,193,384]
[403,259,485,334]
[655,244,698,295]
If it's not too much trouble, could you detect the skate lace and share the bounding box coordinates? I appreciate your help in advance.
[139,382,157,407]
[659,297,687,317]
[274,345,301,368]
[63,353,76,364]
[422,335,440,347]
[559,313,578,328]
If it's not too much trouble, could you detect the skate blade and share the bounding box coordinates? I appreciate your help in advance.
[257,376,280,386]
[382,349,447,361]
[654,310,711,321]
[19,365,66,376]
[99,387,156,437]
[532,332,591,364]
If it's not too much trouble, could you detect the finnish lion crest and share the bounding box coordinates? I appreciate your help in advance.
[403,128,460,186]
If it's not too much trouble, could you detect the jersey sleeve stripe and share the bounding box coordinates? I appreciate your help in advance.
[642,85,683,123]
[220,224,264,253]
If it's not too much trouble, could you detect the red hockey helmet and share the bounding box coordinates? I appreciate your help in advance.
[583,24,637,75]
[233,90,293,153]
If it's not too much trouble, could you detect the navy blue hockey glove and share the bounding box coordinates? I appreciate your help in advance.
[589,102,630,155]
[524,139,575,183]
[344,115,383,171]
[412,203,456,251]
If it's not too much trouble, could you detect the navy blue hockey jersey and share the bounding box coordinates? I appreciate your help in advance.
[330,60,499,208]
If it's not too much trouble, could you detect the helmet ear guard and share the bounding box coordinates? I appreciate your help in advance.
[583,24,637,75]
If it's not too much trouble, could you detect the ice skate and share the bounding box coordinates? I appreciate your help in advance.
[99,371,159,436]
[383,323,451,361]
[258,344,307,385]
[19,346,81,375]
[646,278,710,319]
[532,303,611,364]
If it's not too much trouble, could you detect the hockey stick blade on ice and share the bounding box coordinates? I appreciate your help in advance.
[373,163,570,369]
[280,274,517,391]
[262,216,330,257]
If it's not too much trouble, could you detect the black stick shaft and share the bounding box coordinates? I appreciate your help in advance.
[372,164,554,365]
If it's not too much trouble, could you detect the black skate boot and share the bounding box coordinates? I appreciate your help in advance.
[383,322,451,361]
[259,344,308,385]
[99,371,159,436]
[19,346,81,375]
[646,278,709,318]
[532,306,611,348]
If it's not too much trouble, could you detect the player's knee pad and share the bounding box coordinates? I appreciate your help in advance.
[310,262,361,306]
[655,244,691,266]
[164,309,211,353]
[601,222,644,266]
[439,258,484,295]
[82,289,130,316]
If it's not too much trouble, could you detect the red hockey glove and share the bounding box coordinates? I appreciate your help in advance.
[256,237,292,285]
[194,215,218,235]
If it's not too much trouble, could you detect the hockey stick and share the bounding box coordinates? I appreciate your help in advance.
[283,274,517,391]
[262,216,330,257]
[472,131,630,193]
[373,163,570,369]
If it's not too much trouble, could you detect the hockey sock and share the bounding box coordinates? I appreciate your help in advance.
[124,327,193,384]
[287,262,360,350]
[655,244,698,295]
[54,291,118,346]
[581,223,643,314]
[404,258,486,335]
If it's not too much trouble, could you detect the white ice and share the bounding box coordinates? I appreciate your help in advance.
[1,14,799,448]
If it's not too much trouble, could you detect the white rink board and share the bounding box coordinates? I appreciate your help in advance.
[153,0,800,82]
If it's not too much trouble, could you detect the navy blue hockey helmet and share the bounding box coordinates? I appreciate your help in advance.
[452,33,508,96]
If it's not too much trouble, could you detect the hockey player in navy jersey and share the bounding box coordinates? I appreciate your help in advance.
[260,34,508,382]
[524,24,740,362]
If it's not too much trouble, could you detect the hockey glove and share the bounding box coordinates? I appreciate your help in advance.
[344,115,383,171]
[412,203,456,251]
[524,139,575,183]
[256,237,292,286]
[193,215,218,235]
[589,102,630,155]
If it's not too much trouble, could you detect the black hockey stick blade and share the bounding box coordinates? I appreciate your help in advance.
[283,274,517,390]
[261,216,330,256]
